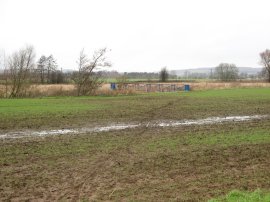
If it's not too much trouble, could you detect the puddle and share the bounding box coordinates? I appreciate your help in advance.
[84,124,140,133]
[0,124,141,139]
[0,115,268,139]
[32,129,78,136]
[155,115,268,127]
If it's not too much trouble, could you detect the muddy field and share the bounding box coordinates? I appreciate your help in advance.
[0,88,270,201]
[1,115,268,139]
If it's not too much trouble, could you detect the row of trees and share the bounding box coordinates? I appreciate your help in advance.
[214,49,270,82]
[36,55,60,84]
[1,46,270,97]
[0,46,111,97]
[0,46,68,97]
[164,50,270,81]
[212,50,270,81]
[160,48,270,82]
[161,64,238,82]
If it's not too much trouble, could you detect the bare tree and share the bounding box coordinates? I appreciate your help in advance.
[214,63,238,81]
[159,67,169,82]
[0,50,8,97]
[36,55,58,84]
[0,50,5,71]
[46,55,57,83]
[7,46,35,97]
[74,49,88,95]
[36,55,47,84]
[259,49,270,82]
[73,48,111,96]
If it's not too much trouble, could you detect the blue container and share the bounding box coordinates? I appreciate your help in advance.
[184,84,190,91]
[111,83,116,90]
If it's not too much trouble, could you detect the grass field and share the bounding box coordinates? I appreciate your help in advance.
[1,88,270,131]
[209,189,270,202]
[0,88,270,201]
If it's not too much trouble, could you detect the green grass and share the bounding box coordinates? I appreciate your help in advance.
[0,97,104,115]
[1,88,270,130]
[192,88,270,99]
[186,129,270,146]
[209,189,270,202]
[141,126,270,152]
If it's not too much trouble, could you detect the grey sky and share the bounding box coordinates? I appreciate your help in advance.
[1,0,270,72]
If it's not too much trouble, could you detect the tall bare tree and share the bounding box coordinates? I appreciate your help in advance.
[0,50,8,97]
[73,48,111,96]
[0,50,5,71]
[37,55,47,84]
[46,55,57,83]
[259,49,270,82]
[7,46,35,97]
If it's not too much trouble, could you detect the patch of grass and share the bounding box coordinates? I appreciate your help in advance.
[186,129,270,146]
[1,88,270,130]
[209,189,270,202]
[191,88,270,99]
[142,126,270,152]
[146,137,179,151]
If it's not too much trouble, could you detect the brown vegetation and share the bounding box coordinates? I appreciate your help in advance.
[1,82,270,98]
[189,82,270,90]
[0,84,75,97]
[0,84,137,97]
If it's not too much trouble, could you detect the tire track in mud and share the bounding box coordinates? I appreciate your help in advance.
[133,97,181,136]
[1,115,269,139]
[73,98,182,199]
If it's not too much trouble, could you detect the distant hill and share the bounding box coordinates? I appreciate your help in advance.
[170,67,262,76]
[61,68,75,73]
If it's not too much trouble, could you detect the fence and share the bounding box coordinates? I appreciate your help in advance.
[112,83,189,92]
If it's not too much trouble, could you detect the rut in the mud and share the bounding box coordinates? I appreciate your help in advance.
[0,115,268,139]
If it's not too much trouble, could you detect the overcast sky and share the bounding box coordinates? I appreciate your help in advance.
[1,0,270,72]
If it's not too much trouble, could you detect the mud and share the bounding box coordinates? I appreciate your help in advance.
[0,115,268,139]
[155,115,268,127]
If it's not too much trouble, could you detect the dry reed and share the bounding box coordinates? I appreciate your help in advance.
[0,82,269,98]
[189,82,270,90]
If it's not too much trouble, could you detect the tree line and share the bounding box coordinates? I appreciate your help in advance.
[162,50,270,82]
[213,52,270,82]
[0,46,112,97]
[1,46,270,97]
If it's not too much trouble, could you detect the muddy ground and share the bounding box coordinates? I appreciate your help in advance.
[0,88,270,201]
[1,121,270,201]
